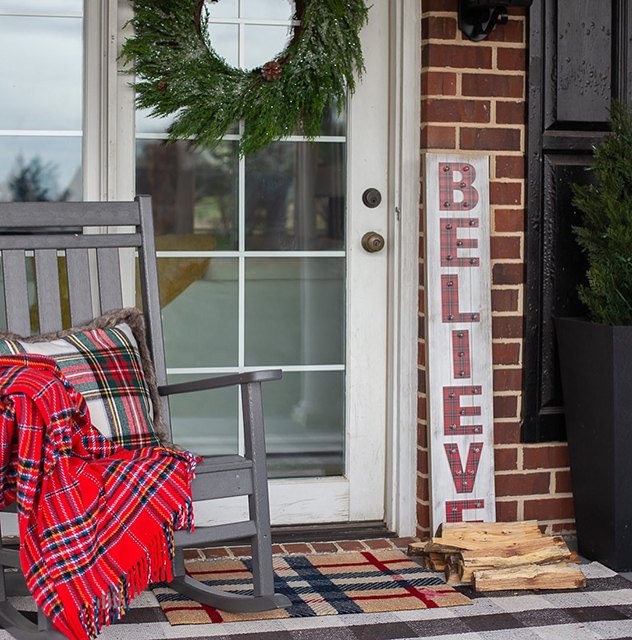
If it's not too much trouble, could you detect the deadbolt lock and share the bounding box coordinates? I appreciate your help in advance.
[362,188,382,208]
[362,232,385,253]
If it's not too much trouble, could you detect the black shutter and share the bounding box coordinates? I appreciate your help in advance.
[523,0,632,442]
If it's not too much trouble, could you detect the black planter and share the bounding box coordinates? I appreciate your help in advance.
[556,317,632,571]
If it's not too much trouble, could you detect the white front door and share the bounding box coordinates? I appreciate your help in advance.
[125,0,390,527]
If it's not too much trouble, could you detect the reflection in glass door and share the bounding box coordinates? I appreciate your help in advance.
[135,1,348,480]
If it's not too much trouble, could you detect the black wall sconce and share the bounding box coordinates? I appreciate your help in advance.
[458,0,533,41]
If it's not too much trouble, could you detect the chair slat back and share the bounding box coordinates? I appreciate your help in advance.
[1,250,31,336]
[0,196,173,439]
[34,249,63,334]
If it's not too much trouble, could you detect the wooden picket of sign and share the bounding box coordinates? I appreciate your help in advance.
[424,153,496,529]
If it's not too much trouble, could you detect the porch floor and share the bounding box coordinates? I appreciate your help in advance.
[3,544,632,640]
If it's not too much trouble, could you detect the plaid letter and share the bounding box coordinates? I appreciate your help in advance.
[443,385,482,435]
[440,218,480,268]
[444,442,484,493]
[439,163,479,211]
[445,499,485,523]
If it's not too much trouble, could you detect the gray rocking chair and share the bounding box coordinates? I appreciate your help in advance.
[0,195,290,639]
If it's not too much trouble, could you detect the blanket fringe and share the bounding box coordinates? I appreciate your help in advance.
[71,500,193,640]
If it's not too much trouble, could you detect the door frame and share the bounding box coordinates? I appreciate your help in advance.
[89,0,421,536]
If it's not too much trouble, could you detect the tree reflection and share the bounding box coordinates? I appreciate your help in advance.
[8,155,70,202]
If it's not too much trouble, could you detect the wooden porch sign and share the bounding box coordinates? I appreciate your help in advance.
[424,153,495,529]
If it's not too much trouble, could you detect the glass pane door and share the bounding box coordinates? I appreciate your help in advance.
[135,1,347,480]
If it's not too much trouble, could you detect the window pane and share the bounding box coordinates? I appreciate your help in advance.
[245,258,345,367]
[136,139,239,251]
[206,0,238,19]
[244,25,292,70]
[168,373,239,455]
[0,1,81,12]
[245,141,345,251]
[207,22,239,68]
[0,16,82,130]
[244,0,294,21]
[136,108,178,135]
[264,371,344,478]
[0,137,82,202]
[160,258,239,368]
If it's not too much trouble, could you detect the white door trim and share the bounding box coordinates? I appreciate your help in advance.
[385,0,422,537]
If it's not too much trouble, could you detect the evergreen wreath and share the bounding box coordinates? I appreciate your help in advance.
[121,0,369,156]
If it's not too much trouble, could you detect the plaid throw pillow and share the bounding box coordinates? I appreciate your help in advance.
[0,322,160,450]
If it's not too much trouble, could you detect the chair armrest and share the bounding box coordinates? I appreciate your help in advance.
[158,369,282,396]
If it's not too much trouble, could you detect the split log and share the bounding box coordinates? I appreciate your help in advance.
[473,563,586,592]
[460,535,571,569]
[443,554,461,583]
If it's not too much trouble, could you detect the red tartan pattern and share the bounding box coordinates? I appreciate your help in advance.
[440,218,480,267]
[445,499,485,523]
[441,275,480,323]
[0,354,198,640]
[438,163,479,211]
[443,385,482,435]
[451,330,472,379]
[443,442,484,493]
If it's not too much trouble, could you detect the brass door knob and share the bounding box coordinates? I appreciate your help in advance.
[362,232,385,253]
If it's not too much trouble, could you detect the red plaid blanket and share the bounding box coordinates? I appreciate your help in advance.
[0,354,199,639]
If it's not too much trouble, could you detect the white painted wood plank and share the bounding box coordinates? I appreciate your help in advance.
[425,153,496,531]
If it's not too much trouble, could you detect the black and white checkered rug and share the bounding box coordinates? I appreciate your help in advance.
[3,562,632,639]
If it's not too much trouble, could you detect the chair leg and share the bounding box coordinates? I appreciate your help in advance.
[168,381,291,613]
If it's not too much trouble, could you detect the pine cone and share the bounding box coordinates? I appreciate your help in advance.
[262,61,282,82]
[157,80,168,91]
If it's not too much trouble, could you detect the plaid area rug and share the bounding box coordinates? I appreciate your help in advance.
[154,550,472,624]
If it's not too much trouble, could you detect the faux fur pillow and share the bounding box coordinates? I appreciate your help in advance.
[0,308,168,448]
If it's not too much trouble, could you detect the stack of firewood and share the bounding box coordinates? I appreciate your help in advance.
[408,521,586,591]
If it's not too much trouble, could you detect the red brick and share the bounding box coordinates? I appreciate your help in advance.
[418,369,426,394]
[421,125,456,149]
[422,16,457,40]
[493,394,518,418]
[283,543,313,555]
[272,544,285,555]
[417,475,429,501]
[496,155,525,178]
[496,499,518,521]
[311,542,337,553]
[424,0,457,11]
[363,538,394,550]
[492,289,519,312]
[494,421,521,444]
[418,423,428,448]
[493,368,523,391]
[460,128,521,151]
[462,73,524,98]
[417,447,429,474]
[418,396,427,421]
[524,497,575,521]
[491,236,521,259]
[337,540,366,551]
[201,547,231,559]
[492,316,524,338]
[498,47,527,71]
[493,263,524,285]
[492,342,521,364]
[490,181,522,205]
[496,472,550,497]
[555,470,573,494]
[523,445,570,470]
[391,537,419,548]
[416,500,431,531]
[494,447,518,471]
[496,101,526,125]
[486,19,524,42]
[230,546,253,557]
[424,44,493,70]
[495,209,525,232]
[422,71,457,96]
[423,98,491,123]
[418,341,426,365]
[184,549,203,560]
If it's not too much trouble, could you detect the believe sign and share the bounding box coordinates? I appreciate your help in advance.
[424,153,496,529]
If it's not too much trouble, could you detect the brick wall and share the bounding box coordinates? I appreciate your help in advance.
[416,0,575,539]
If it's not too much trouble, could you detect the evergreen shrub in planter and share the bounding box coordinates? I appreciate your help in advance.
[556,101,632,571]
